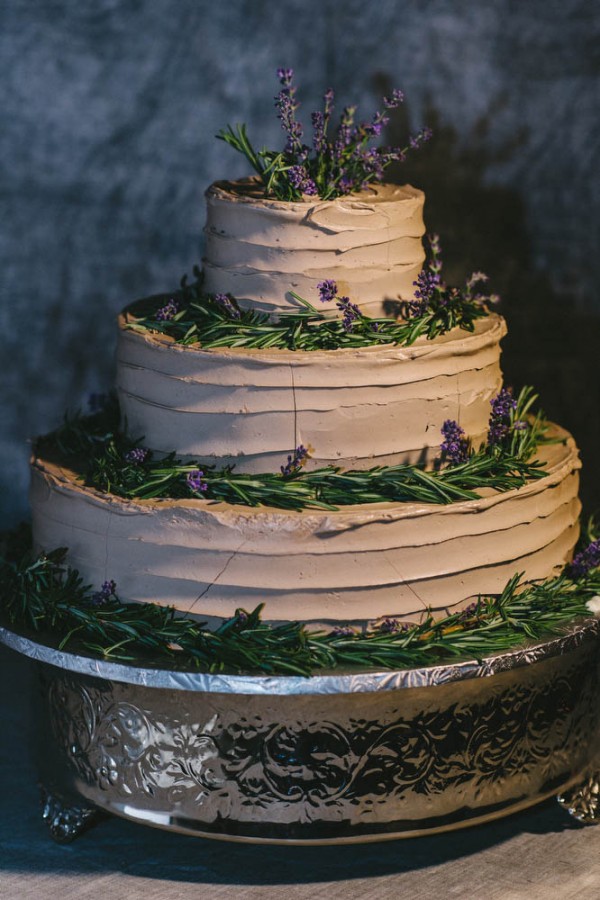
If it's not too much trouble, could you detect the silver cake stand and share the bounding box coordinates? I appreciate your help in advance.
[2,620,600,845]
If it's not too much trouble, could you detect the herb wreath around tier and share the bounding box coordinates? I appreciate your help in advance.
[19,71,593,673]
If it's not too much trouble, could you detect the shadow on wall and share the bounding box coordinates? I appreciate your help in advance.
[376,73,600,517]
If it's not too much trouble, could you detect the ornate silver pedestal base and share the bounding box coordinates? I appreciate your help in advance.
[2,621,600,844]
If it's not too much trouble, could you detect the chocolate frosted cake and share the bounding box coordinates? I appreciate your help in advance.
[28,72,582,637]
[32,176,580,625]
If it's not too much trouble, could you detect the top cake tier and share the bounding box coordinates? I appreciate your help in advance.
[203,177,426,318]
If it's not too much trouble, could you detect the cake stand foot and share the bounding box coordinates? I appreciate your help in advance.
[40,786,102,843]
[557,771,600,825]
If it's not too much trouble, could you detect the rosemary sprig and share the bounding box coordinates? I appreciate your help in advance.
[1,527,598,675]
[36,387,550,513]
[125,267,491,353]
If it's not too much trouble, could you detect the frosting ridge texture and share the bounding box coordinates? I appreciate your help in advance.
[116,311,507,471]
[203,178,426,317]
[30,425,581,629]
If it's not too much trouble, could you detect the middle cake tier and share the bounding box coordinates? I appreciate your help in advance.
[116,309,507,471]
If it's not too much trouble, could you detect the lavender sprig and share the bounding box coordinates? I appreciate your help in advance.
[317,279,338,304]
[280,444,311,477]
[214,293,242,320]
[186,469,208,494]
[440,420,470,466]
[570,539,600,578]
[406,234,497,328]
[377,617,411,634]
[487,388,518,448]
[316,279,364,331]
[124,447,149,464]
[91,579,117,608]
[274,68,304,156]
[337,296,362,332]
[156,299,179,321]
[217,69,432,201]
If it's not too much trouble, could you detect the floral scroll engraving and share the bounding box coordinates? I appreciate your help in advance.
[42,654,599,829]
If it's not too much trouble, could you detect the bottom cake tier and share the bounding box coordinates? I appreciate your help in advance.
[30,423,581,628]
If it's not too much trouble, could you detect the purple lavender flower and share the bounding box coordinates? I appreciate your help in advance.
[280,444,310,476]
[124,447,149,464]
[466,271,488,293]
[408,234,444,317]
[410,126,433,148]
[214,292,241,319]
[317,279,338,304]
[323,87,335,119]
[336,296,363,332]
[331,625,356,638]
[186,469,208,494]
[333,105,356,162]
[428,233,442,264]
[413,269,441,304]
[156,298,179,321]
[379,617,401,634]
[91,579,116,607]
[275,72,304,155]
[311,110,326,154]
[460,601,481,620]
[287,164,317,195]
[276,67,294,86]
[378,617,411,634]
[363,105,391,138]
[487,388,517,447]
[383,88,404,109]
[570,539,600,579]
[364,121,384,138]
[287,165,304,190]
[440,420,469,465]
[464,270,496,307]
[359,147,385,183]
[337,172,353,194]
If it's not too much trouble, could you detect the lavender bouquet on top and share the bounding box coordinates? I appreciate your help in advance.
[216,68,432,201]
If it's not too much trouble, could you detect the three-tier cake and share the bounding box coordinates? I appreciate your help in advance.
[29,171,581,632]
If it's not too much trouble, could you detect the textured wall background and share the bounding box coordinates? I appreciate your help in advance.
[2,0,599,525]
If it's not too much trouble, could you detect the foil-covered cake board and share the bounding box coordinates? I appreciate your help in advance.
[2,621,600,845]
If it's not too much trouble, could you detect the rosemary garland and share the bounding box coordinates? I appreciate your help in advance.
[37,388,549,512]
[124,263,492,353]
[1,525,598,676]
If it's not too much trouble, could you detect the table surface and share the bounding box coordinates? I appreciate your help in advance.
[2,643,600,900]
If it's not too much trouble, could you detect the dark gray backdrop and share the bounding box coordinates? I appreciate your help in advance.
[2,0,599,525]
